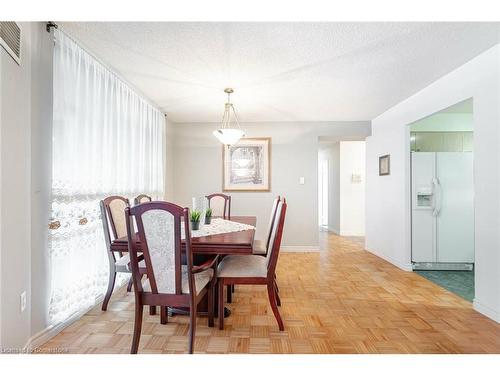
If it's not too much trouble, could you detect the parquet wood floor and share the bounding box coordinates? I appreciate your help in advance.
[39,233,500,354]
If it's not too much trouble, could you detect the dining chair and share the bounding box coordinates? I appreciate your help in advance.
[125,201,218,354]
[252,196,282,305]
[217,199,287,331]
[134,194,152,205]
[253,196,280,256]
[100,195,138,311]
[227,196,280,303]
[206,193,232,301]
[133,193,158,315]
[206,193,231,219]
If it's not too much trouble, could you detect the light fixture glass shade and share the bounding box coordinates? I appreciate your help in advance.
[212,128,245,145]
[214,88,245,146]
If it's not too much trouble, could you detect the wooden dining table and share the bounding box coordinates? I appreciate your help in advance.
[110,216,257,317]
[110,216,256,255]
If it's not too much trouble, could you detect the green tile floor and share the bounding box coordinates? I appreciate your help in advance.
[415,270,474,302]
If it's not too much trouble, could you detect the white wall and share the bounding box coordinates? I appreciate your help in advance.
[0,22,33,349]
[0,22,53,350]
[30,24,54,342]
[365,44,500,322]
[339,141,365,236]
[173,121,370,250]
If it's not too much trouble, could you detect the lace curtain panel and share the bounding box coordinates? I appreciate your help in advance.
[48,30,165,325]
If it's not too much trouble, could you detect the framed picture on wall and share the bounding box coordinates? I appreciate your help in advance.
[379,154,390,176]
[223,138,271,191]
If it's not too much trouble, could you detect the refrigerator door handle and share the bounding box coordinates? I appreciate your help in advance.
[431,177,441,217]
[434,177,443,217]
[431,177,438,216]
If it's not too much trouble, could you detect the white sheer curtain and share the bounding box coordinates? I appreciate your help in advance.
[48,30,165,324]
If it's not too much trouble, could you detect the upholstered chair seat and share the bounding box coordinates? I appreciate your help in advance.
[218,255,268,278]
[114,254,146,272]
[141,266,214,296]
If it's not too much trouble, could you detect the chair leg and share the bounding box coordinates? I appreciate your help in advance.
[227,284,232,303]
[130,302,144,354]
[102,271,116,311]
[149,306,157,315]
[208,283,215,327]
[274,275,279,293]
[274,281,281,307]
[188,302,197,354]
[267,282,284,331]
[218,281,225,330]
[160,306,168,325]
[126,276,133,292]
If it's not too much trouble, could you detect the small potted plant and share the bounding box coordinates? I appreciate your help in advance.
[205,208,212,225]
[190,210,201,230]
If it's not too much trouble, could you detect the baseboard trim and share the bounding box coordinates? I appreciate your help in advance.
[24,310,89,352]
[328,227,340,235]
[24,293,107,351]
[365,247,413,271]
[340,231,365,236]
[473,299,500,323]
[281,246,320,252]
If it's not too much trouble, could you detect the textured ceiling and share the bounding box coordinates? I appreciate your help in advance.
[60,22,500,123]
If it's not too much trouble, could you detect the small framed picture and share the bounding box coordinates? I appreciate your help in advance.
[379,154,390,176]
[223,138,271,191]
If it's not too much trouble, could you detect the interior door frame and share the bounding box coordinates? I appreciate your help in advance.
[318,158,329,227]
[406,124,413,267]
[406,99,475,271]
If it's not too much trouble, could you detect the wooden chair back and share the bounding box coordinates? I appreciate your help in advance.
[101,196,130,244]
[264,196,281,253]
[266,198,287,277]
[126,201,194,296]
[134,194,152,205]
[206,193,231,219]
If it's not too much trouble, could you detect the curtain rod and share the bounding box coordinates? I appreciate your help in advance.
[46,21,58,33]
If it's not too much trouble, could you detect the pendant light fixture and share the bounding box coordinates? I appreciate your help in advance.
[213,88,245,146]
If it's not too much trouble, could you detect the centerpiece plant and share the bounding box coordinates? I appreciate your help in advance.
[190,210,201,230]
[205,208,213,224]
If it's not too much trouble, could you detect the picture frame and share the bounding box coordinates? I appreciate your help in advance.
[223,137,271,191]
[379,154,390,176]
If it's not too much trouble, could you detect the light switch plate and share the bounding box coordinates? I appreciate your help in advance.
[299,177,305,185]
[351,174,363,184]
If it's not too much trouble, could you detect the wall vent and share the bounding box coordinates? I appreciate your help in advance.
[0,22,21,65]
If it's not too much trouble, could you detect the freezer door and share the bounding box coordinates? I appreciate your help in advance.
[411,152,436,262]
[436,152,474,263]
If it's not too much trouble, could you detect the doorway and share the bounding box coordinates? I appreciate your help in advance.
[409,98,475,301]
[318,158,329,229]
[318,139,366,250]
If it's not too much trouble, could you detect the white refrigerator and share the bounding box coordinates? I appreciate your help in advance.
[411,152,474,266]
